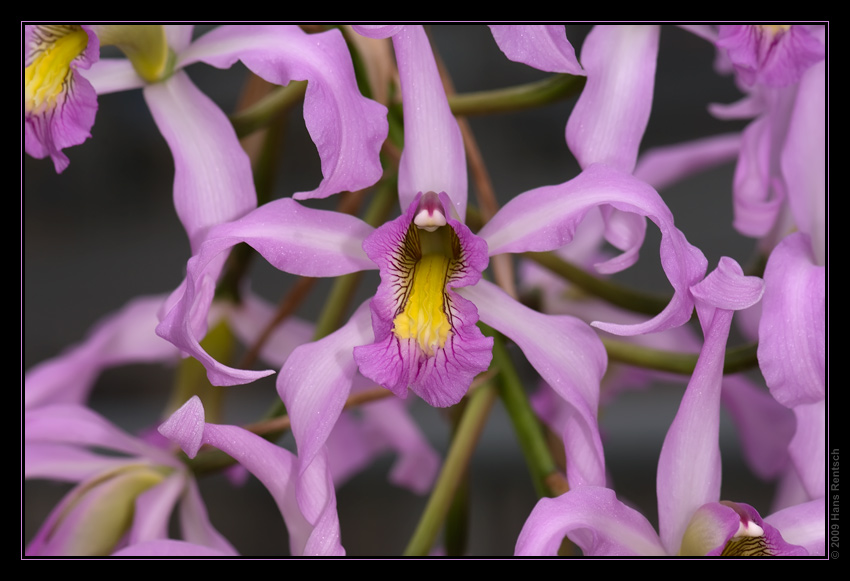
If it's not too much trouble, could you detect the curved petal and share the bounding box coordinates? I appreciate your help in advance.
[25,404,176,466]
[391,25,468,220]
[460,279,607,488]
[567,25,659,173]
[758,232,825,407]
[159,396,344,555]
[656,258,763,554]
[479,163,708,336]
[489,25,583,76]
[277,301,374,472]
[178,24,388,201]
[781,59,825,265]
[515,486,666,556]
[143,70,258,251]
[155,198,374,386]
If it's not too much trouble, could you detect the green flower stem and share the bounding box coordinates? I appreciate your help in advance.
[230,80,308,139]
[523,251,671,316]
[403,381,497,556]
[483,325,562,499]
[602,338,760,376]
[448,74,585,117]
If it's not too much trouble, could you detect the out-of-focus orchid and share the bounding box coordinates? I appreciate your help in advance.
[24,403,237,556]
[515,258,824,556]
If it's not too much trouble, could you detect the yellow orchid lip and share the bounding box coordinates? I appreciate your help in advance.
[25,26,89,115]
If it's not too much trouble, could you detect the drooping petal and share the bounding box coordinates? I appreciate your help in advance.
[656,258,763,555]
[155,198,374,387]
[781,59,826,265]
[25,404,176,467]
[278,301,374,472]
[24,25,100,173]
[460,279,607,488]
[489,25,584,76]
[384,25,468,220]
[515,486,666,556]
[758,232,825,407]
[478,163,708,336]
[159,396,345,556]
[178,24,388,201]
[143,70,258,252]
[353,193,492,408]
[566,25,659,174]
[25,294,177,410]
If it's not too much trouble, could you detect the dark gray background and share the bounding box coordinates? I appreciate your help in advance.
[24,24,767,556]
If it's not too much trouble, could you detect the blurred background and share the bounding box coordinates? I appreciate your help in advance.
[24,24,770,556]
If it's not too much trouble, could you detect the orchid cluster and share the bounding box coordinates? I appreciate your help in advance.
[24,24,827,558]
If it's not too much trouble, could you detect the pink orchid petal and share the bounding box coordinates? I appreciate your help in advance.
[391,25,468,220]
[489,25,584,75]
[179,24,387,201]
[159,396,344,555]
[657,257,763,554]
[143,71,258,252]
[567,25,659,173]
[155,198,374,386]
[788,399,826,500]
[460,279,607,488]
[478,163,708,336]
[277,301,374,472]
[781,59,826,265]
[515,486,665,556]
[758,232,825,407]
[764,496,826,556]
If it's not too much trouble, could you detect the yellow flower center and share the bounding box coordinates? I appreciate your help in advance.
[393,253,453,356]
[25,26,88,115]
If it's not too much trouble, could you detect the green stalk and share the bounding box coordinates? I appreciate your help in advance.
[603,339,760,376]
[484,325,561,499]
[403,381,497,556]
[448,74,585,117]
[524,251,671,316]
[230,81,308,138]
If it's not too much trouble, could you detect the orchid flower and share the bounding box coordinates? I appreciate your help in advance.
[24,402,237,556]
[154,26,712,504]
[24,24,388,253]
[515,258,825,556]
[158,396,345,556]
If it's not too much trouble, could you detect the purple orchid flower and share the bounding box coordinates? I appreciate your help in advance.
[25,402,237,556]
[515,258,824,556]
[24,24,388,253]
[155,26,709,498]
[24,25,100,173]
